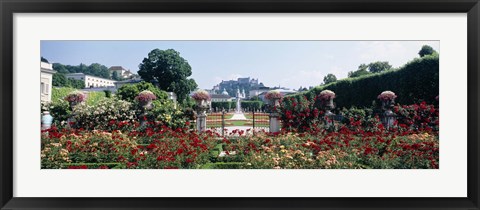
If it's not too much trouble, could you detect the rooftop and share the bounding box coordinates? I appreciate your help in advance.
[210,94,232,99]
[109,66,127,71]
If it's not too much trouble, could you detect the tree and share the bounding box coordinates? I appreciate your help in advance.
[52,63,69,74]
[112,71,121,81]
[368,61,392,73]
[348,64,371,78]
[348,69,371,78]
[52,73,69,87]
[418,45,436,57]
[138,49,197,103]
[358,63,368,71]
[87,63,111,79]
[323,73,337,84]
[68,78,85,89]
[41,57,49,63]
[116,84,139,102]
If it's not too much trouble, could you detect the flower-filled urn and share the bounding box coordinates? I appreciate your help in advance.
[191,90,211,113]
[265,90,283,108]
[135,90,156,110]
[377,90,397,110]
[64,90,86,110]
[318,90,336,111]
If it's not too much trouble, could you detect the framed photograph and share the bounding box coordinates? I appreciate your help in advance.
[1,0,479,209]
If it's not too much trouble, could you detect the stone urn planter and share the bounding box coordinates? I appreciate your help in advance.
[265,90,283,133]
[378,91,397,129]
[135,90,157,126]
[64,91,86,111]
[195,99,210,114]
[318,90,336,129]
[64,91,86,127]
[68,101,79,111]
[191,90,211,132]
[321,98,335,112]
[138,100,153,111]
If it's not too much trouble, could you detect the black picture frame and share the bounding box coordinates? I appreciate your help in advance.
[1,0,479,209]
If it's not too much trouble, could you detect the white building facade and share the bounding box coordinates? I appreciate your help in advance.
[41,62,56,102]
[65,73,116,88]
[108,66,134,79]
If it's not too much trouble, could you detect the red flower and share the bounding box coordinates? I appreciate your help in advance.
[131,148,138,155]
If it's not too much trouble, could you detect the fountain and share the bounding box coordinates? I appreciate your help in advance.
[236,97,242,113]
[235,88,243,113]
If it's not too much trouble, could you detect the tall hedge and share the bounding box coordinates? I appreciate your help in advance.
[288,53,439,109]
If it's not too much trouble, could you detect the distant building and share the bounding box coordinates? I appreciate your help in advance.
[249,86,271,98]
[210,94,233,102]
[65,73,116,88]
[41,62,56,102]
[108,66,134,79]
[208,88,234,102]
[215,77,263,97]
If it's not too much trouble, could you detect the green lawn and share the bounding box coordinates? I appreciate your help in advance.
[244,113,269,120]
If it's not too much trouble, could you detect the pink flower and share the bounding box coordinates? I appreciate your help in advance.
[64,91,86,103]
[318,90,335,101]
[265,90,283,100]
[377,91,397,101]
[191,90,211,101]
[135,90,156,102]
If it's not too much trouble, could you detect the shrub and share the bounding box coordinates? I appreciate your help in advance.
[147,100,188,129]
[41,99,71,126]
[221,128,438,169]
[41,129,138,169]
[130,128,218,169]
[116,82,168,102]
[103,90,112,98]
[279,95,322,132]
[71,98,136,130]
[394,102,439,132]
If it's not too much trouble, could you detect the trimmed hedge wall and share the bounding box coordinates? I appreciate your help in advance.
[288,53,439,109]
[241,101,263,111]
[211,102,234,111]
[211,101,264,111]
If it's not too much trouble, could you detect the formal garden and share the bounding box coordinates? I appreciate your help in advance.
[40,51,439,169]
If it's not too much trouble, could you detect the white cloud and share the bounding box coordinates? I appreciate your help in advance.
[355,41,440,68]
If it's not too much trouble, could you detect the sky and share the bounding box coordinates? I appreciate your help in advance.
[41,40,439,90]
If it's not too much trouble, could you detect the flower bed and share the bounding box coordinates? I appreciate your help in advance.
[41,115,439,169]
[221,127,438,169]
[42,125,219,169]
